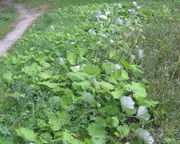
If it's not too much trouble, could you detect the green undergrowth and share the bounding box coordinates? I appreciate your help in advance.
[0,0,179,144]
[0,5,17,39]
[14,0,120,8]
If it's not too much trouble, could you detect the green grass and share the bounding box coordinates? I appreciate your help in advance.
[0,5,17,39]
[14,0,130,8]
[132,1,180,142]
[0,0,180,143]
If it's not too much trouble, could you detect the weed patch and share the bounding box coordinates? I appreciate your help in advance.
[0,0,179,143]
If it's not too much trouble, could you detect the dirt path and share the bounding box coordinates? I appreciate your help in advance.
[0,0,44,56]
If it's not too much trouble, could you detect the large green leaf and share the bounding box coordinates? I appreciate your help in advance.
[83,64,101,75]
[126,82,147,99]
[88,118,106,144]
[98,101,119,115]
[117,125,130,139]
[67,72,89,81]
[102,62,115,74]
[16,127,37,142]
[2,71,13,82]
[48,111,70,131]
[111,88,125,99]
[62,132,84,144]
[39,72,52,80]
[22,63,42,76]
[98,81,115,91]
[60,95,74,108]
[39,81,58,88]
[72,81,91,91]
[66,51,78,65]
[111,69,129,81]
[39,132,52,143]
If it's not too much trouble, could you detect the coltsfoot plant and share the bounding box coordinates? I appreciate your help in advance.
[0,1,164,143]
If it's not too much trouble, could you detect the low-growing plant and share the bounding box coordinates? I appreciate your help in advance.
[0,1,178,143]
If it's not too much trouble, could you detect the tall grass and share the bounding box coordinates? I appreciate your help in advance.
[133,0,180,142]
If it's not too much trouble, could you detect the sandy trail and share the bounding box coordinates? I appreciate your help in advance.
[0,0,43,56]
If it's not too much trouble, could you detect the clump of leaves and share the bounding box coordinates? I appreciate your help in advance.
[0,1,161,143]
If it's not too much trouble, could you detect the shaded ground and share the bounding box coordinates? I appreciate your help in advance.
[0,0,44,56]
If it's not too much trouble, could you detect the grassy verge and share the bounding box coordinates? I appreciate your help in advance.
[136,2,180,142]
[0,5,17,39]
[14,0,128,8]
[0,0,179,143]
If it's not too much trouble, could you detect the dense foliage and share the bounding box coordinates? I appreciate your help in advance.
[0,1,177,143]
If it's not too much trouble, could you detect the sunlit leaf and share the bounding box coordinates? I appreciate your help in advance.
[62,132,84,144]
[2,71,13,82]
[39,132,52,143]
[102,62,115,74]
[39,81,58,88]
[16,127,37,142]
[88,118,106,144]
[126,82,147,99]
[117,125,130,139]
[83,64,101,75]
[98,81,114,90]
[66,51,78,65]
[99,101,119,115]
[111,88,125,99]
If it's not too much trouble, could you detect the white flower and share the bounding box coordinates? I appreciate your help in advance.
[114,64,122,69]
[165,73,169,77]
[137,106,151,120]
[137,6,142,9]
[138,49,145,58]
[59,57,65,64]
[110,39,115,43]
[105,10,111,16]
[120,96,135,110]
[116,17,123,25]
[117,3,122,8]
[133,1,138,7]
[97,41,101,44]
[70,42,76,45]
[128,8,136,12]
[88,29,96,35]
[50,25,55,30]
[97,10,102,14]
[131,55,136,61]
[92,78,98,85]
[98,15,108,20]
[102,34,107,38]
[74,65,80,69]
[135,129,155,144]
